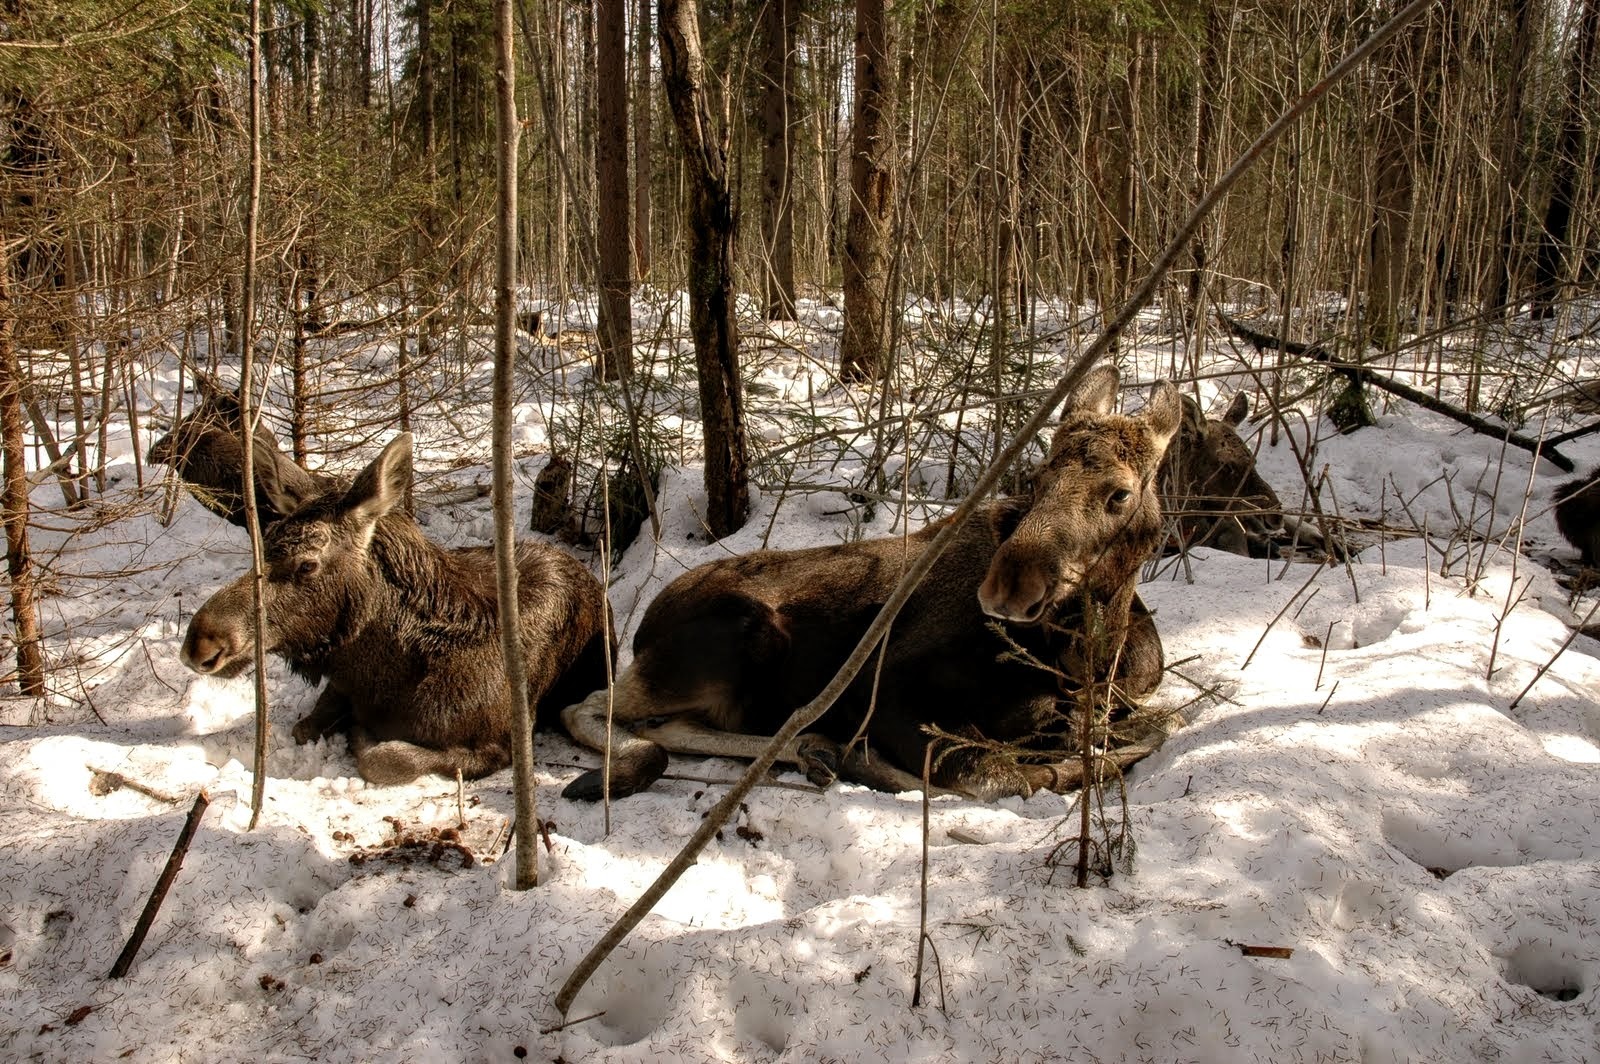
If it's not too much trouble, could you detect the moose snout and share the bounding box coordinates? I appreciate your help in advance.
[181,624,236,672]
[181,612,247,676]
[978,562,1058,624]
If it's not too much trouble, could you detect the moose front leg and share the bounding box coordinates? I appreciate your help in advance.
[292,686,354,745]
[560,669,846,799]
[560,675,673,800]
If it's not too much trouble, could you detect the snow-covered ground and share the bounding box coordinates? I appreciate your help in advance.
[2,301,1599,1062]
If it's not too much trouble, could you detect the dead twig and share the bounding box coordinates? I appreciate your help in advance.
[1219,314,1576,472]
[88,767,182,804]
[539,1010,607,1035]
[108,791,209,978]
[1509,597,1600,709]
[912,745,935,1007]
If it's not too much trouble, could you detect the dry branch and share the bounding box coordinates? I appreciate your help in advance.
[551,0,1436,1017]
[108,791,209,978]
[1219,314,1575,472]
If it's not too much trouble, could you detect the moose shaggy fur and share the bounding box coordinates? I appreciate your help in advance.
[181,433,611,784]
[1555,468,1600,567]
[562,367,1181,802]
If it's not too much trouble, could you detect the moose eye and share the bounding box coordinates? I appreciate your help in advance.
[1107,488,1134,512]
[295,559,321,579]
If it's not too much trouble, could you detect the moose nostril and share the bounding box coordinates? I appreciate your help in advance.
[979,567,1053,622]
[181,630,229,674]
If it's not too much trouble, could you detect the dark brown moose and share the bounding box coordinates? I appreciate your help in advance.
[181,433,612,784]
[150,375,329,527]
[1158,390,1335,559]
[561,367,1180,802]
[1555,468,1600,567]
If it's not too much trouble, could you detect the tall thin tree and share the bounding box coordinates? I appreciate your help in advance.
[633,0,653,278]
[838,0,896,382]
[759,0,798,320]
[1532,0,1599,316]
[493,0,539,889]
[0,240,45,696]
[659,0,749,538]
[597,0,634,379]
[241,0,273,829]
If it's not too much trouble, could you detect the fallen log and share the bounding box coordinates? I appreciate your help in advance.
[1219,314,1575,473]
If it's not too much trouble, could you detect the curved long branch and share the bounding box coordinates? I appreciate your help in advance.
[554,0,1438,1017]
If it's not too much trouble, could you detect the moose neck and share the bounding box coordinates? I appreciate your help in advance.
[364,514,503,644]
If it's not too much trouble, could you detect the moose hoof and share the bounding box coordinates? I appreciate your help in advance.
[795,734,842,788]
[561,745,669,802]
[959,754,1038,801]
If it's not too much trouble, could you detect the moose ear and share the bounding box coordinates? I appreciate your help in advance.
[192,368,226,403]
[1223,391,1250,427]
[1179,392,1206,438]
[254,438,319,520]
[343,433,413,532]
[1061,365,1120,418]
[1144,381,1182,456]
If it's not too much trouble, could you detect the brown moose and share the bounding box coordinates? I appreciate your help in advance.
[1555,468,1600,567]
[180,433,612,784]
[1158,390,1337,559]
[149,375,330,527]
[561,367,1180,802]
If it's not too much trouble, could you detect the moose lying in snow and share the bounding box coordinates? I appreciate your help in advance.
[1158,390,1338,559]
[181,433,612,784]
[150,376,332,527]
[561,367,1180,802]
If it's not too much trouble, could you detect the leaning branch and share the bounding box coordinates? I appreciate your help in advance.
[1219,314,1574,473]
[552,0,1437,1017]
[108,791,209,978]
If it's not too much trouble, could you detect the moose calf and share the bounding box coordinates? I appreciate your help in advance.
[181,433,611,784]
[1159,391,1336,559]
[562,367,1180,802]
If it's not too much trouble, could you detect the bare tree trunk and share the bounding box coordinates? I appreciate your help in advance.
[306,8,322,125]
[759,0,797,319]
[596,0,634,380]
[578,0,598,287]
[659,0,749,539]
[1532,0,1599,316]
[241,0,273,830]
[418,0,436,160]
[632,0,653,278]
[493,0,539,890]
[1365,14,1426,350]
[838,0,896,382]
[0,242,45,696]
[1484,0,1540,316]
[1187,3,1223,326]
[1103,28,1140,322]
[988,35,1021,467]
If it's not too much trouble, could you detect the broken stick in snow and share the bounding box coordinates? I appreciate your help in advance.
[108,791,210,979]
